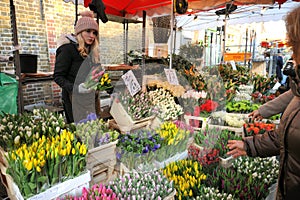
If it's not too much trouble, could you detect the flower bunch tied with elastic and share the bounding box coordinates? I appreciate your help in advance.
[83,65,105,90]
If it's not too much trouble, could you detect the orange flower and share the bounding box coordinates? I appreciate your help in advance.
[253,127,260,135]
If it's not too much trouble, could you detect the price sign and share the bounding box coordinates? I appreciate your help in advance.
[122,70,141,96]
[164,68,179,85]
[230,61,237,70]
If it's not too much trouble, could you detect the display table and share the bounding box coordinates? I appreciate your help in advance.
[103,64,139,73]
[20,71,53,84]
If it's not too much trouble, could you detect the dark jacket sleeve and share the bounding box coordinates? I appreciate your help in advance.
[243,130,280,158]
[54,44,75,93]
[258,89,293,118]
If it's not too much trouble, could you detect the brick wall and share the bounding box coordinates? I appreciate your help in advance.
[0,0,142,109]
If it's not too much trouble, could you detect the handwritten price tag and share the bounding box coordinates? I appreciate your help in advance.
[164,68,179,85]
[230,61,237,70]
[122,70,141,96]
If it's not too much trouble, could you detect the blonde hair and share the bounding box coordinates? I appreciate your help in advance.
[285,5,300,65]
[76,33,100,63]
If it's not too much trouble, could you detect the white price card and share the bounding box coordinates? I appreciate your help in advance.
[164,68,179,85]
[122,70,141,96]
[230,61,237,70]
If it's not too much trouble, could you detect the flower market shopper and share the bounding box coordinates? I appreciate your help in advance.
[249,89,293,120]
[54,11,102,123]
[227,6,300,199]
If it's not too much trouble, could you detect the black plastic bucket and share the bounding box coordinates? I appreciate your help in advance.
[20,54,38,73]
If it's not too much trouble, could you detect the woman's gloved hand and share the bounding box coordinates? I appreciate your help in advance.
[78,83,92,93]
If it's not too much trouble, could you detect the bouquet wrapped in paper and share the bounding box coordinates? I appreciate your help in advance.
[83,65,105,90]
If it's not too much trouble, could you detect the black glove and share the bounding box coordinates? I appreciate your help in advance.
[89,0,108,23]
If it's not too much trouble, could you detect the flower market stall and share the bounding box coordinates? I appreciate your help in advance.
[2,0,291,199]
[0,49,283,199]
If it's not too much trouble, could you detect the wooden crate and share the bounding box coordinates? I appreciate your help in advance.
[90,163,116,185]
[110,99,155,132]
[208,124,244,138]
[87,141,117,184]
[87,141,117,185]
[87,140,117,168]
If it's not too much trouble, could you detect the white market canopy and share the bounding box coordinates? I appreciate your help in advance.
[176,0,300,31]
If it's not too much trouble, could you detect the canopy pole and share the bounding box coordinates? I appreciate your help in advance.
[221,19,226,63]
[142,10,146,77]
[169,0,174,69]
[75,0,78,26]
[244,28,248,67]
[10,0,23,113]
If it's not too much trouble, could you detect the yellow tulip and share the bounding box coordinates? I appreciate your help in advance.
[36,166,41,172]
[26,161,33,171]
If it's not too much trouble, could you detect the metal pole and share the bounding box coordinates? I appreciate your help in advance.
[244,28,248,67]
[221,21,226,63]
[169,0,174,69]
[75,0,78,26]
[209,32,213,67]
[142,11,146,76]
[10,0,23,113]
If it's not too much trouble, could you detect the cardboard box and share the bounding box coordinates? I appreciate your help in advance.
[11,171,91,200]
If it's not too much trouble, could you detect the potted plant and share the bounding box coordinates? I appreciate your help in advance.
[116,129,163,171]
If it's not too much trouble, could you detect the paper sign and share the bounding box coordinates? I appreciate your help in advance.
[164,69,179,85]
[272,82,281,90]
[122,70,141,96]
[230,61,237,70]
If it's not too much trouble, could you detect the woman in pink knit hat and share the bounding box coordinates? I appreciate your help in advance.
[54,11,102,123]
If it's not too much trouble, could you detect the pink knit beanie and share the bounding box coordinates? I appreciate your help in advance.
[75,11,99,35]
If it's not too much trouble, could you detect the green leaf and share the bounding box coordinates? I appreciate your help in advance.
[28,182,37,191]
[37,176,48,183]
